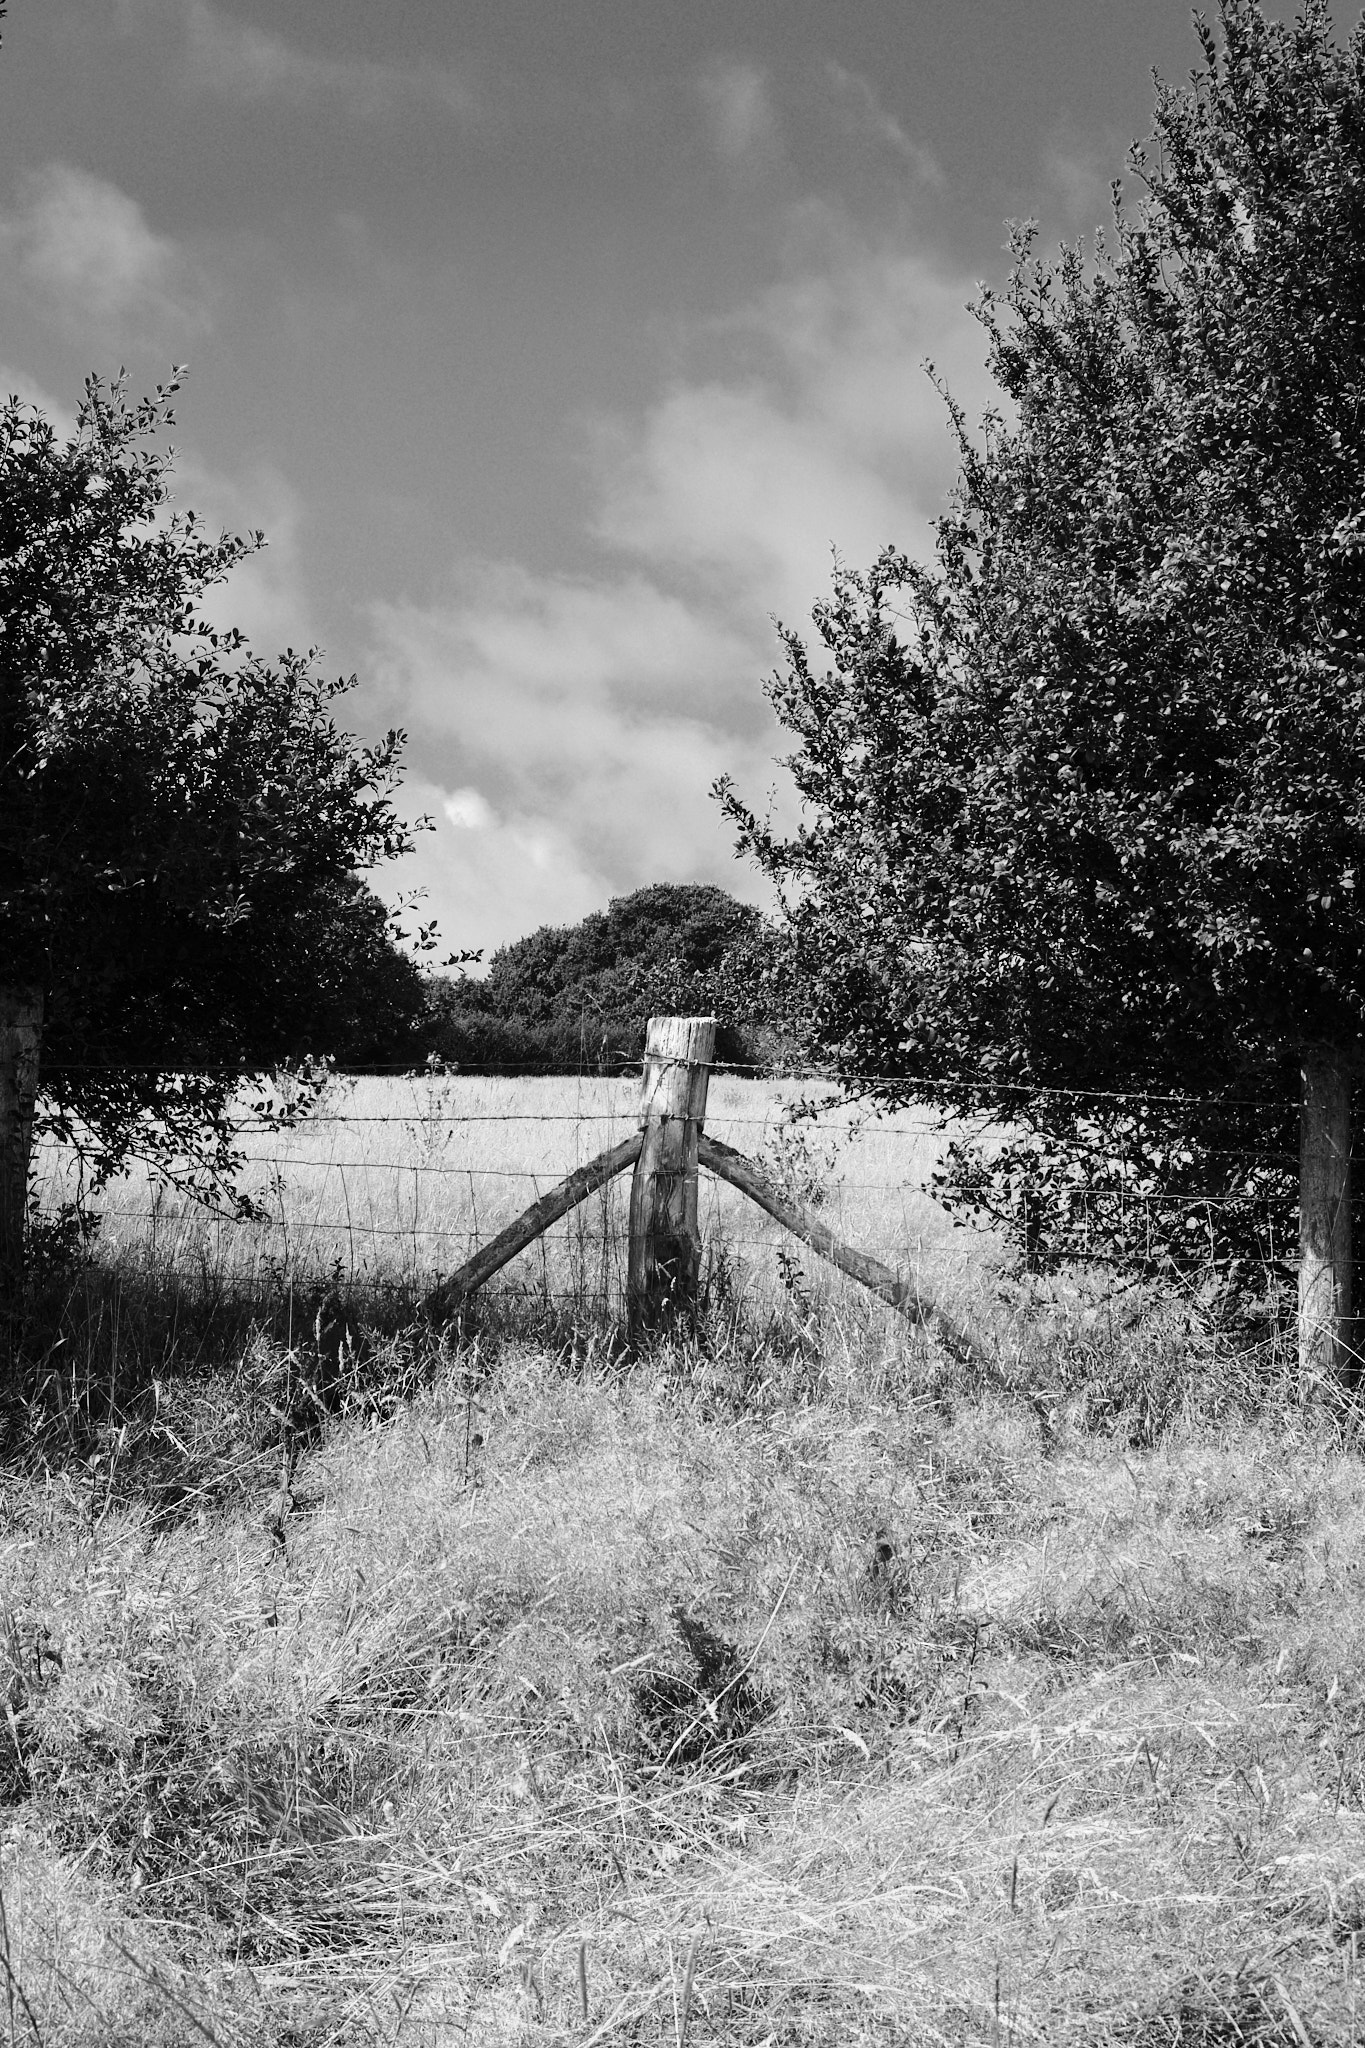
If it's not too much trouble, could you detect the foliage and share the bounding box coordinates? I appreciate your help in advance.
[720,0,1365,1278]
[268,876,428,1069]
[1,375,420,1207]
[426,883,786,1072]
[933,1097,1300,1288]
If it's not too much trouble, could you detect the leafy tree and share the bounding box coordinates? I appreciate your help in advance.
[264,876,429,1069]
[1,375,420,1287]
[720,0,1365,1377]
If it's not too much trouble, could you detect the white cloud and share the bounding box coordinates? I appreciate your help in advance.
[169,452,318,657]
[0,163,204,339]
[367,227,988,953]
[387,778,614,962]
[0,359,76,434]
[698,60,779,164]
[822,62,942,186]
[369,563,772,887]
[1041,126,1135,238]
[444,787,498,831]
[594,233,989,620]
[592,376,913,627]
[119,0,475,120]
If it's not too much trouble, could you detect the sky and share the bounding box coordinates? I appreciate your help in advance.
[0,0,1350,963]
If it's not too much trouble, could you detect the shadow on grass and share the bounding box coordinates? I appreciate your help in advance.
[1120,1978,1338,2046]
[0,1233,449,1522]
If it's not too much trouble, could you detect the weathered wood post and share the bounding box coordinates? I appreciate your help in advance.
[0,988,43,1300]
[1299,1045,1355,1386]
[628,1015,716,1341]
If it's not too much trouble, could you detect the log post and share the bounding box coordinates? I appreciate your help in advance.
[1299,1045,1355,1386]
[628,1015,716,1341]
[0,987,43,1298]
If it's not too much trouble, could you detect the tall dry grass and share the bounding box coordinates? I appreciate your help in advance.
[1,1076,1357,2045]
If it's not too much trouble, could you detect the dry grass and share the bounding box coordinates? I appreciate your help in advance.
[3,1078,1362,2044]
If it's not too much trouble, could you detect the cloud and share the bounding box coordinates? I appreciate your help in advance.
[698,60,780,164]
[395,777,611,962]
[593,229,990,619]
[369,561,772,890]
[365,549,789,962]
[168,452,319,658]
[1040,127,1134,239]
[0,162,205,339]
[0,359,76,433]
[367,227,987,953]
[444,788,499,833]
[118,0,476,120]
[822,62,942,186]
[695,58,940,194]
[591,377,912,626]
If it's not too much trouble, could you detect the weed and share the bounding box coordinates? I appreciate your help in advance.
[632,1608,771,1770]
[758,1114,847,1212]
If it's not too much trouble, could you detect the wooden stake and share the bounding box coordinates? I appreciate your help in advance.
[1299,1045,1355,1386]
[627,1016,716,1340]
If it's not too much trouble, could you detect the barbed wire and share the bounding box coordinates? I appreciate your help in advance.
[38,1061,640,1078]
[45,1169,1307,1196]
[35,1109,1302,1149]
[703,1059,1299,1107]
[38,1200,1297,1306]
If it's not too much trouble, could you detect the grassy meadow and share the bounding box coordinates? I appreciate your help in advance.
[2,1076,1363,2045]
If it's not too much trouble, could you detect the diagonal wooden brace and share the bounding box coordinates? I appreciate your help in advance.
[698,1133,992,1367]
[424,1133,641,1322]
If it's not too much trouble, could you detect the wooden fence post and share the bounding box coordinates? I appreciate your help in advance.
[0,987,43,1302]
[1299,1045,1355,1387]
[628,1015,716,1340]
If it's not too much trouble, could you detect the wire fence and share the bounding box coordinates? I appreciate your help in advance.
[30,1063,1310,1303]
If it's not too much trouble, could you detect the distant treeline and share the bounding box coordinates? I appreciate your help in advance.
[423,884,789,1073]
[304,882,790,1075]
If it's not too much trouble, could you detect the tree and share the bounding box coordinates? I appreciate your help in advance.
[720,0,1365,1382]
[1,375,420,1292]
[257,876,430,1069]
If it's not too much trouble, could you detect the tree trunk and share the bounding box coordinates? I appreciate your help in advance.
[1299,1045,1355,1387]
[0,987,43,1300]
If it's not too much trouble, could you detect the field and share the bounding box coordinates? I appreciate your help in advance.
[3,1076,1364,2046]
